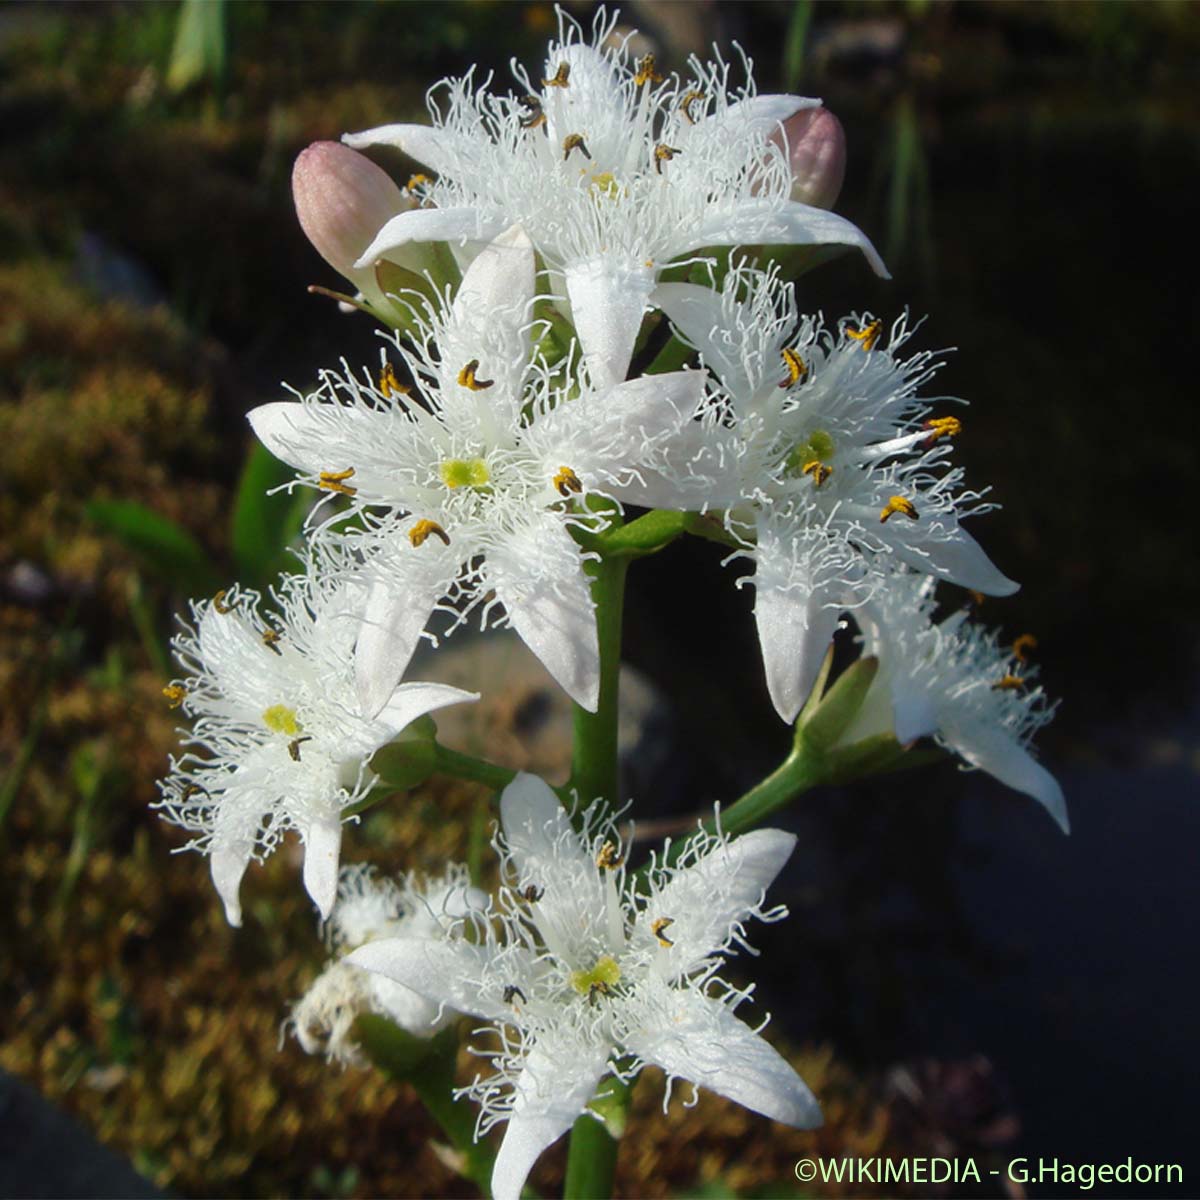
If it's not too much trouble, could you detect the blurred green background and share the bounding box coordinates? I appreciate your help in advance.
[2,1,1197,1197]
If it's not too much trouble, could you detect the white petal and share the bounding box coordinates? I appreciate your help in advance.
[891,528,1019,597]
[354,207,508,269]
[210,837,252,928]
[688,199,889,279]
[565,258,655,390]
[247,401,400,500]
[355,555,456,717]
[372,681,479,742]
[492,1038,610,1200]
[945,721,1069,833]
[624,989,822,1129]
[890,676,940,745]
[754,578,843,725]
[346,937,511,1022]
[486,518,599,712]
[637,828,796,976]
[451,223,535,337]
[302,813,343,920]
[708,94,820,139]
[342,123,457,175]
[195,603,289,715]
[500,772,596,891]
[500,774,605,960]
[651,282,751,396]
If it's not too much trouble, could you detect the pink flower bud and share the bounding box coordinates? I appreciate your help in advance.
[292,141,412,278]
[774,106,847,211]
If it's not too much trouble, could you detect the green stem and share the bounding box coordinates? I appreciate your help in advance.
[410,1068,493,1193]
[434,743,518,792]
[644,740,824,880]
[564,550,629,1198]
[563,1110,620,1200]
[568,553,628,813]
[717,741,821,838]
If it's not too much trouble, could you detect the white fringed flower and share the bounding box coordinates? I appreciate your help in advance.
[845,569,1067,831]
[344,6,886,388]
[652,263,1017,723]
[347,773,820,1200]
[249,226,705,715]
[290,863,489,1064]
[155,566,477,926]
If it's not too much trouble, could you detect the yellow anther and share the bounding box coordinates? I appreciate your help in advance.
[288,736,312,762]
[992,674,1026,692]
[318,467,357,496]
[213,589,234,614]
[181,783,208,801]
[379,361,409,399]
[1012,634,1038,663]
[679,89,705,124]
[553,465,583,497]
[595,841,620,870]
[634,54,663,86]
[562,132,591,161]
[846,319,882,351]
[653,144,680,174]
[439,458,491,489]
[262,629,282,655]
[781,346,808,386]
[517,95,546,129]
[879,495,919,523]
[163,684,186,709]
[652,917,675,947]
[409,518,451,548]
[923,415,962,443]
[407,173,433,191]
[262,704,301,736]
[457,359,494,390]
[543,62,570,87]
[802,460,833,487]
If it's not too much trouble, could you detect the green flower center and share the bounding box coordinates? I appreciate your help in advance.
[439,457,491,489]
[784,428,836,477]
[262,704,301,736]
[569,954,621,996]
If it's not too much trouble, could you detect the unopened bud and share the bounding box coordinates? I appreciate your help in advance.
[774,106,847,210]
[292,141,413,279]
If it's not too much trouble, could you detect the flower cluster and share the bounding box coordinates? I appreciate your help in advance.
[155,563,476,925]
[349,774,820,1200]
[289,863,488,1064]
[153,7,1067,1197]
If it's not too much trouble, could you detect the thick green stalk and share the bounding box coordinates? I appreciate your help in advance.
[434,743,518,791]
[563,1111,620,1200]
[568,553,628,814]
[564,549,629,1198]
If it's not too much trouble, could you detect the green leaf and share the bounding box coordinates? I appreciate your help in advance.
[166,0,226,94]
[354,1013,445,1078]
[797,656,879,752]
[596,508,687,558]
[368,714,438,790]
[86,499,216,591]
[782,0,814,91]
[231,441,309,585]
